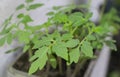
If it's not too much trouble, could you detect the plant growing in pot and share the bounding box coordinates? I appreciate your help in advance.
[0,0,117,77]
[100,2,120,77]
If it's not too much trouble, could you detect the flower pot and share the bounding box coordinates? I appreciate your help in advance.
[6,45,111,77]
[7,66,38,77]
[7,52,89,77]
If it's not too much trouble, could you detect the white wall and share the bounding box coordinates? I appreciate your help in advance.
[0,1,22,77]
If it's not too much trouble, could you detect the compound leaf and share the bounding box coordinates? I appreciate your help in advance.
[29,47,48,74]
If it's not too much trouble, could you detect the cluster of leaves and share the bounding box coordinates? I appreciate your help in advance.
[100,8,120,34]
[28,7,119,74]
[95,8,120,50]
[0,0,119,76]
[0,0,44,46]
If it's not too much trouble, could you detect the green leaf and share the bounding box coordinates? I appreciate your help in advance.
[51,31,61,39]
[68,12,87,26]
[46,11,55,16]
[81,41,93,57]
[62,33,73,41]
[62,5,76,13]
[29,59,41,75]
[52,13,68,23]
[93,25,109,35]
[66,39,79,48]
[92,41,99,48]
[17,31,31,43]
[69,47,80,63]
[33,36,51,49]
[0,37,6,46]
[0,24,16,35]
[5,47,20,53]
[49,55,57,69]
[86,13,93,19]
[28,3,44,10]
[17,13,24,19]
[63,22,72,31]
[6,33,13,44]
[39,55,48,70]
[1,14,13,27]
[53,6,62,10]
[97,43,103,49]
[29,47,48,74]
[30,47,48,61]
[33,40,51,49]
[105,40,117,51]
[25,0,33,3]
[21,15,33,23]
[52,42,68,60]
[16,4,25,10]
[87,35,96,41]
[23,45,30,52]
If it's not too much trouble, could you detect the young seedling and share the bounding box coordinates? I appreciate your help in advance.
[0,0,119,77]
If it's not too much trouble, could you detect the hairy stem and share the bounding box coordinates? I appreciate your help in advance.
[45,61,50,77]
[45,54,51,77]
[66,65,71,77]
[71,26,79,34]
[28,47,32,59]
[58,57,63,75]
[71,59,87,77]
[78,30,93,47]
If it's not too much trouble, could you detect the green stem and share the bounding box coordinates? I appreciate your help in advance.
[100,0,107,20]
[28,46,32,58]
[78,31,93,47]
[71,26,79,34]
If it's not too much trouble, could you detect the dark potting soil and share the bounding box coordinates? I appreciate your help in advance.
[13,52,90,77]
[107,34,120,77]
